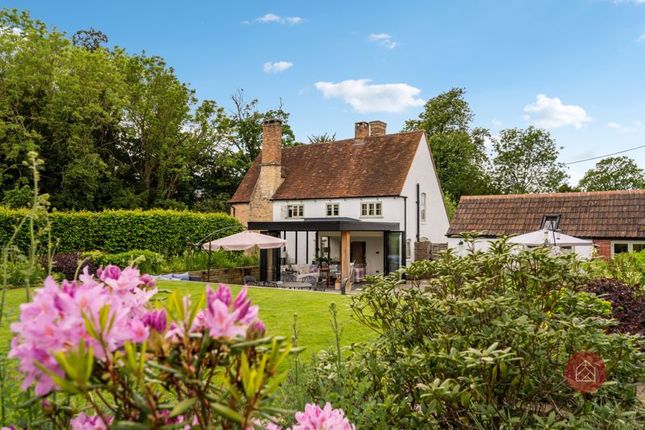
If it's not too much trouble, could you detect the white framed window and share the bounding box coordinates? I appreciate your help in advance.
[361,202,382,217]
[420,192,427,223]
[326,203,339,217]
[611,241,645,257]
[287,204,304,219]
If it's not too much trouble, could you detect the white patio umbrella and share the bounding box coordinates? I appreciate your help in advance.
[507,229,592,247]
[202,230,286,251]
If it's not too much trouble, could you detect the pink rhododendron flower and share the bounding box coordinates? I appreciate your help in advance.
[143,308,167,332]
[9,267,156,395]
[165,285,263,342]
[70,412,111,430]
[292,403,355,430]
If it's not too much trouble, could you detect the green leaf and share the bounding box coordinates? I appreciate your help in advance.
[210,403,244,423]
[169,397,197,418]
[110,421,150,430]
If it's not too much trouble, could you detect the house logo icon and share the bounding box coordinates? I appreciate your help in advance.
[564,352,605,393]
[575,360,596,383]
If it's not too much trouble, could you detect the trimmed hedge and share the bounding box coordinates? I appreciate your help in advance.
[0,208,242,255]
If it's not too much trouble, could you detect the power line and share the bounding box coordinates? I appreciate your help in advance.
[565,143,645,165]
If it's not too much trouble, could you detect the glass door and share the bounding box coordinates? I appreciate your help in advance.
[384,231,405,274]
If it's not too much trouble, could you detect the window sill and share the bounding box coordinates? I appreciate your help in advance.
[360,215,384,219]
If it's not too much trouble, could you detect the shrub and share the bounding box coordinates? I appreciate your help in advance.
[296,241,645,429]
[583,278,645,336]
[45,252,95,280]
[160,250,259,274]
[0,208,241,255]
[83,249,165,275]
[585,250,645,286]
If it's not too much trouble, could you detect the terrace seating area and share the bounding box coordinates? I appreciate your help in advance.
[242,262,358,292]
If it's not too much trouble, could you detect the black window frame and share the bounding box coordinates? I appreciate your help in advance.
[541,214,561,231]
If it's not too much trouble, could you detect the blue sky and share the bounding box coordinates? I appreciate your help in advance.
[5,0,645,184]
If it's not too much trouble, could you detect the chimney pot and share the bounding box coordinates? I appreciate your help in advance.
[355,121,369,139]
[262,119,282,165]
[369,120,387,136]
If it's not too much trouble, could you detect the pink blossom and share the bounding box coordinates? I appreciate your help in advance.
[247,320,267,339]
[9,267,156,395]
[70,412,111,430]
[97,265,121,281]
[203,285,262,340]
[291,403,355,430]
[143,308,167,332]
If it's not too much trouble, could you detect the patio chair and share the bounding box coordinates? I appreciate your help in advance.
[243,275,257,286]
[281,272,297,282]
[300,275,318,290]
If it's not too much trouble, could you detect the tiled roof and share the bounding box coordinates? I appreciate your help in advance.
[230,131,423,203]
[447,190,645,239]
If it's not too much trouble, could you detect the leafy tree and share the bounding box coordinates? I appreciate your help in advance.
[490,126,569,194]
[578,156,645,192]
[0,9,297,212]
[404,88,493,199]
[72,28,108,50]
[308,132,336,144]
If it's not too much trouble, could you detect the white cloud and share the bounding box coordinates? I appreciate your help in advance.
[368,33,397,49]
[314,79,424,113]
[523,94,591,129]
[491,118,503,127]
[263,61,293,74]
[251,13,304,25]
[638,33,645,42]
[607,120,643,133]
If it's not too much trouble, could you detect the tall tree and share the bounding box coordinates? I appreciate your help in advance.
[404,88,493,200]
[490,126,569,194]
[0,9,297,212]
[578,156,645,191]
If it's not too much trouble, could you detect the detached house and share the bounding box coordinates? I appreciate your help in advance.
[230,119,449,283]
[447,190,645,259]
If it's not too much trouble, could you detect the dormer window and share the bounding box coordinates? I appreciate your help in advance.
[541,214,560,231]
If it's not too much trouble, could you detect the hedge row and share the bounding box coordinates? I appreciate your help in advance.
[0,208,242,255]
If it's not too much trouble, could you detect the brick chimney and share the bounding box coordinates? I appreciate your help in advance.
[249,119,284,221]
[369,120,387,136]
[261,119,282,165]
[355,121,369,139]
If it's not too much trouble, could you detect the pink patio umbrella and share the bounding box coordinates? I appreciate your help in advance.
[202,230,286,252]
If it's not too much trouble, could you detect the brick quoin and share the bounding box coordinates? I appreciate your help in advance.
[593,239,611,260]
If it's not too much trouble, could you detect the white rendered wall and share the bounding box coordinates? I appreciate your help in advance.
[401,133,450,245]
[447,237,594,260]
[272,196,404,224]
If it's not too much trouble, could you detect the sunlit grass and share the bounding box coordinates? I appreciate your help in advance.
[0,280,374,359]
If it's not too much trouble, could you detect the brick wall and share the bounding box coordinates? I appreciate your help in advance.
[231,203,250,227]
[593,239,611,260]
[414,241,448,261]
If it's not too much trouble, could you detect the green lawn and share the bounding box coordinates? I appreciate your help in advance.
[0,281,374,359]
